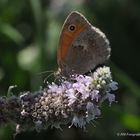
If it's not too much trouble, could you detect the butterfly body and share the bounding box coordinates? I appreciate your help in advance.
[57,11,111,77]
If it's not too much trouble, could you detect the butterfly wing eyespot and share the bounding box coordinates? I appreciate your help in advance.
[68,24,76,32]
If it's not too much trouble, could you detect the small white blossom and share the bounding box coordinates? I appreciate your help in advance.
[66,89,77,105]
[109,81,118,91]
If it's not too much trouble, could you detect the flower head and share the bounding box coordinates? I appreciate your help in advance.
[17,66,118,132]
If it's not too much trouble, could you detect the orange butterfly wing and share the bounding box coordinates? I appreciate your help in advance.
[57,21,86,67]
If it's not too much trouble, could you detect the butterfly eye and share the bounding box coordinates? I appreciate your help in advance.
[68,24,76,32]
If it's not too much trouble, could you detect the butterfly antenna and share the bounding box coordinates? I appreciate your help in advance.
[37,70,54,75]
[54,75,60,83]
[43,73,54,84]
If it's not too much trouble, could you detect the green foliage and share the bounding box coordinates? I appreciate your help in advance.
[0,0,140,140]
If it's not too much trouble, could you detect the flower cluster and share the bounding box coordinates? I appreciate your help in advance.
[17,66,118,132]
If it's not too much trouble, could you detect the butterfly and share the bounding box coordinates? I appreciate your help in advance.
[57,11,111,77]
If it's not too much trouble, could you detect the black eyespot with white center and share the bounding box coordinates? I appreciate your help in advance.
[68,24,76,32]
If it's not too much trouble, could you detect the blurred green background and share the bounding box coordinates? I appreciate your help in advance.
[0,0,140,140]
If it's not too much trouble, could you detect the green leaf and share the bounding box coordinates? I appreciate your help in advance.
[122,113,140,131]
[0,22,24,44]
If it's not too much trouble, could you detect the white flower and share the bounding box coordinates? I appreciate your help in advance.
[70,115,86,128]
[109,81,118,91]
[66,89,77,105]
[90,90,99,101]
